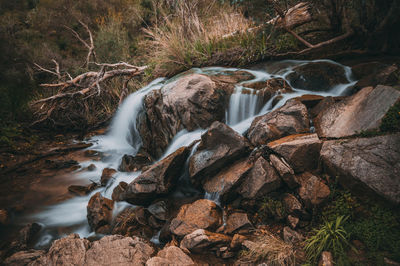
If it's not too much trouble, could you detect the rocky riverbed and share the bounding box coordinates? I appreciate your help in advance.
[1,58,399,265]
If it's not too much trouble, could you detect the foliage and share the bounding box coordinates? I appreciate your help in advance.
[317,184,400,264]
[380,100,400,132]
[259,197,287,221]
[240,231,295,265]
[305,216,353,265]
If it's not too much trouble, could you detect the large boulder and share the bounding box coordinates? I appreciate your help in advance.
[247,99,310,146]
[238,156,282,199]
[268,133,322,173]
[138,74,233,158]
[169,199,222,237]
[24,234,154,266]
[146,246,194,266]
[321,134,400,204]
[85,235,154,266]
[314,85,400,138]
[87,193,114,234]
[189,122,251,186]
[286,61,348,91]
[352,62,399,93]
[119,147,189,205]
[180,229,231,254]
[203,158,253,203]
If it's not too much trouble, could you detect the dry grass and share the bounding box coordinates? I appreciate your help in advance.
[240,231,296,266]
[142,0,254,76]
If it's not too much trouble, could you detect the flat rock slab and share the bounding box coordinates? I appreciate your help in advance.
[268,133,322,173]
[321,134,400,204]
[315,85,400,138]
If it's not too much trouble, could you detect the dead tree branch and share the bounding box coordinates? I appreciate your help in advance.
[64,20,97,67]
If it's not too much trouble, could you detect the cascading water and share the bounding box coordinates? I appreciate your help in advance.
[27,59,357,247]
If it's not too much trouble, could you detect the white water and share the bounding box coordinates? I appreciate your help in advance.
[28,59,356,247]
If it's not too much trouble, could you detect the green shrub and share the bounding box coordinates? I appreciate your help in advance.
[305,216,353,265]
[259,197,287,221]
[380,100,400,132]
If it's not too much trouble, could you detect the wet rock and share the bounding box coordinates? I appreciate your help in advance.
[138,74,233,158]
[318,251,334,266]
[268,133,322,173]
[238,157,281,199]
[85,235,154,266]
[286,61,348,91]
[100,168,117,186]
[282,226,304,244]
[69,184,98,196]
[225,212,253,234]
[189,122,251,186]
[321,134,400,204]
[203,158,253,203]
[119,152,152,172]
[352,63,399,92]
[146,246,194,266]
[294,94,325,109]
[282,193,303,215]
[169,199,222,237]
[87,164,96,171]
[212,70,255,84]
[121,147,189,205]
[84,150,99,157]
[269,154,299,189]
[87,192,114,233]
[111,181,128,201]
[0,209,9,225]
[9,223,42,251]
[298,173,330,209]
[314,85,400,138]
[247,99,310,146]
[147,201,168,221]
[180,229,231,253]
[4,250,45,266]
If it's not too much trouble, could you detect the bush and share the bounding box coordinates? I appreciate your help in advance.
[380,100,400,132]
[305,216,353,265]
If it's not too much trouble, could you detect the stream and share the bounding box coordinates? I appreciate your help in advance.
[24,59,356,248]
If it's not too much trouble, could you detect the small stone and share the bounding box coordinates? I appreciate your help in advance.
[318,251,334,266]
[298,173,330,209]
[282,226,304,244]
[287,215,299,229]
[100,168,117,186]
[87,164,96,171]
[87,192,114,233]
[269,154,299,189]
[0,209,9,225]
[230,234,247,250]
[224,212,253,235]
[282,193,303,215]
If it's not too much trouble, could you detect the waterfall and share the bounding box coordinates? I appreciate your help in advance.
[28,59,358,247]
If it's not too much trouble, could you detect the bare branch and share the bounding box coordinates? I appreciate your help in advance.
[34,61,61,79]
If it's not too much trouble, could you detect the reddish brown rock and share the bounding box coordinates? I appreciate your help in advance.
[169,199,222,237]
[189,122,251,186]
[298,173,330,209]
[138,74,233,158]
[318,251,334,266]
[230,234,247,250]
[247,99,310,146]
[314,85,400,138]
[111,181,128,201]
[87,192,114,233]
[4,250,45,266]
[146,246,194,266]
[269,154,299,189]
[120,147,189,205]
[282,193,303,215]
[238,157,282,199]
[268,133,322,173]
[224,212,253,234]
[203,158,253,203]
[100,168,117,186]
[119,152,152,172]
[180,229,232,253]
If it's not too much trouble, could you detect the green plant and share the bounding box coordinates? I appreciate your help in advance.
[380,100,400,132]
[305,216,353,265]
[260,197,287,221]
